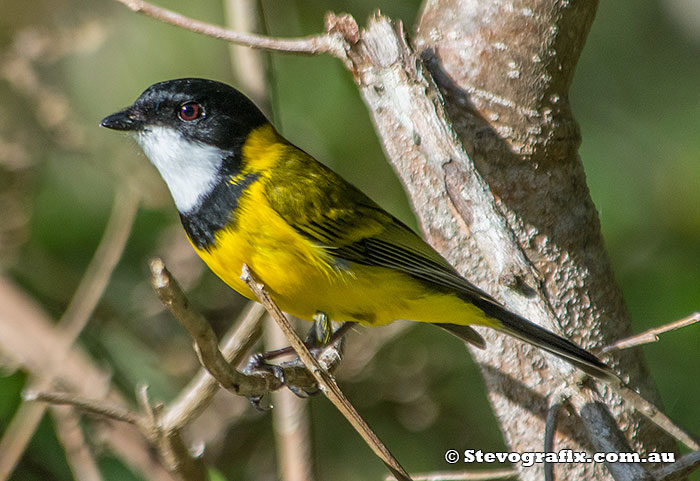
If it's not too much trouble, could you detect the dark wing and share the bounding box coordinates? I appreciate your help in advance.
[264,147,496,305]
[264,149,619,380]
[264,150,489,347]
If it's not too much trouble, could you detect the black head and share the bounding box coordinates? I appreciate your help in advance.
[101,78,268,150]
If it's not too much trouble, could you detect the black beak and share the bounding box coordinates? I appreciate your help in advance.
[100,108,142,131]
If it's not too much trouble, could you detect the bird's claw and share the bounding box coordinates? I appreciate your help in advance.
[243,352,317,401]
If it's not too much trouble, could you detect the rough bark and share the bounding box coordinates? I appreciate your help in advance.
[404,0,676,479]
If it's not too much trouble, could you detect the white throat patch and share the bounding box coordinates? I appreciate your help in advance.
[136,126,223,213]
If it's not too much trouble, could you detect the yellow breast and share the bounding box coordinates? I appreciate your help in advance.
[187,124,492,328]
[191,186,489,328]
[191,179,342,317]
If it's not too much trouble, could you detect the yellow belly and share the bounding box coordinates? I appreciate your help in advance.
[191,185,492,328]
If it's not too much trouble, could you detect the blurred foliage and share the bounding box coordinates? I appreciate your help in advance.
[0,0,698,480]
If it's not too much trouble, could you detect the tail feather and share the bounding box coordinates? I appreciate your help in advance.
[434,323,486,349]
[475,299,618,382]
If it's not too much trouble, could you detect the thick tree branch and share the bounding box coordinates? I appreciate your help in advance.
[413,1,680,478]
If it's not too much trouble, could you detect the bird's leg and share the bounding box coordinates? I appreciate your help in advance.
[242,318,355,404]
[253,319,354,362]
[309,311,332,346]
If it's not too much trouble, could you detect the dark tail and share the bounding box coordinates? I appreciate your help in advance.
[465,295,618,382]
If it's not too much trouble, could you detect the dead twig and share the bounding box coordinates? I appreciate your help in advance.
[27,389,208,481]
[51,406,103,481]
[570,390,653,481]
[241,264,412,481]
[160,302,266,431]
[0,276,174,481]
[544,396,565,481]
[265,314,316,481]
[24,391,142,426]
[602,312,700,353]
[652,448,700,481]
[386,469,518,480]
[112,0,346,57]
[614,384,700,451]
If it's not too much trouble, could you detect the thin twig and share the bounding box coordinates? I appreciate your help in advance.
[386,469,518,481]
[57,187,140,339]
[241,264,412,481]
[149,258,270,396]
[652,448,700,481]
[139,385,208,481]
[544,398,564,481]
[0,401,55,481]
[257,321,355,362]
[51,406,103,481]
[161,302,266,431]
[615,384,700,451]
[602,312,700,353]
[28,389,208,481]
[265,314,315,481]
[0,186,139,481]
[0,277,175,481]
[112,0,346,57]
[223,0,270,110]
[570,390,653,481]
[24,391,142,426]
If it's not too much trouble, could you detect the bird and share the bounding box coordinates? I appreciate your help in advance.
[101,78,616,382]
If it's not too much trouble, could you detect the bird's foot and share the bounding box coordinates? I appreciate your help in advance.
[242,352,318,403]
[241,317,354,406]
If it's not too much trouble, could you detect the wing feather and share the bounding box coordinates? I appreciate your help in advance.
[263,150,492,304]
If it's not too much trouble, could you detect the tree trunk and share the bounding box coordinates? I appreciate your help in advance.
[412,0,675,479]
[328,0,677,478]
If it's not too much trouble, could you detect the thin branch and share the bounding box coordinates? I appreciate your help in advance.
[652,449,700,481]
[602,312,700,353]
[149,258,271,397]
[257,321,355,362]
[136,387,208,481]
[0,400,55,481]
[386,469,518,481]
[50,406,103,481]
[27,389,208,481]
[160,302,266,431]
[241,264,412,481]
[24,391,142,426]
[569,390,653,481]
[614,384,700,451]
[0,277,175,481]
[544,397,564,481]
[57,186,140,339]
[223,0,270,110]
[111,0,346,57]
[265,314,315,481]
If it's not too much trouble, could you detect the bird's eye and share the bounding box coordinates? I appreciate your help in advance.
[178,102,203,121]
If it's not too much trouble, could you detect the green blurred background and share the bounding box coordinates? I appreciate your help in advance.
[0,0,698,480]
